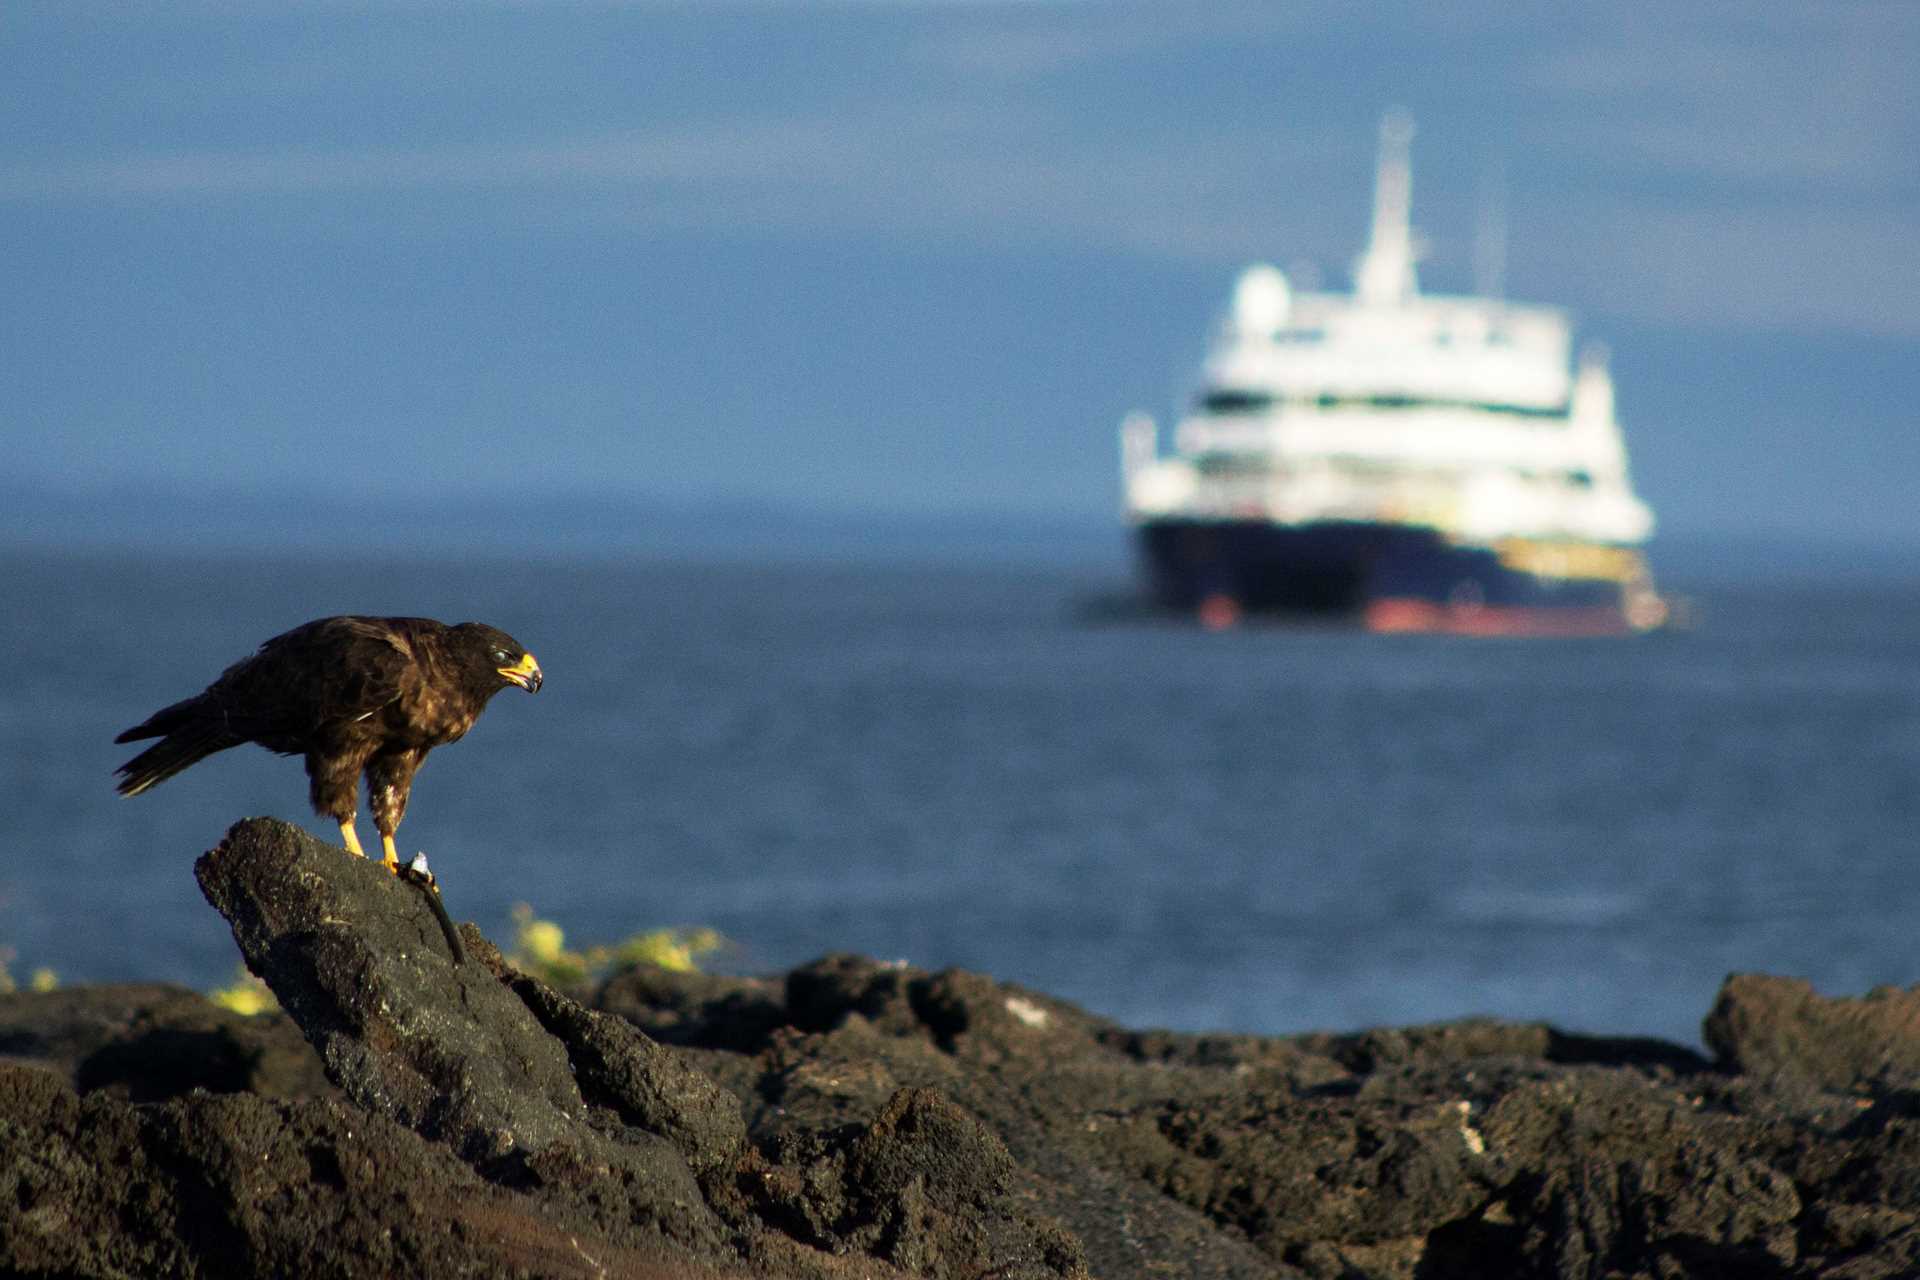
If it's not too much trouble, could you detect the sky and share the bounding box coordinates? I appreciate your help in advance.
[4,1,1917,567]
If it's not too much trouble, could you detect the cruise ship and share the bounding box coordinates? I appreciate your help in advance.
[1120,115,1667,635]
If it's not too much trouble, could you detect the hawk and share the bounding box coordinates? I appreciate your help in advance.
[115,615,542,869]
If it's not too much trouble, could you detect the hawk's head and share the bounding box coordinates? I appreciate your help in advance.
[451,623,543,695]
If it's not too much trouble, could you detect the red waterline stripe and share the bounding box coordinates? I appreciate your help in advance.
[1363,599,1635,637]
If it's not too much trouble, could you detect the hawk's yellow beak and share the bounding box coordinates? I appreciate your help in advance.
[498,652,543,692]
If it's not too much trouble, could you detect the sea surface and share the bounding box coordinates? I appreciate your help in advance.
[4,546,1918,1049]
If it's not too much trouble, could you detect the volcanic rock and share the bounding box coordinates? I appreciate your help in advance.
[4,818,1920,1278]
[1704,972,1920,1093]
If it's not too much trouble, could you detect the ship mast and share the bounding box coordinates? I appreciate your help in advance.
[1354,110,1419,306]
[1473,159,1507,299]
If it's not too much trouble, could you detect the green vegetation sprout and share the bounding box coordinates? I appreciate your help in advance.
[208,968,279,1016]
[0,947,56,994]
[507,903,725,988]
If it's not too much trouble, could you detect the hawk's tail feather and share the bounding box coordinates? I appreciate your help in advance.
[114,694,210,744]
[114,724,241,797]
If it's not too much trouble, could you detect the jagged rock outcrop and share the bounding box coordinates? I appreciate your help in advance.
[0,819,1097,1279]
[1704,972,1920,1093]
[4,816,1920,1278]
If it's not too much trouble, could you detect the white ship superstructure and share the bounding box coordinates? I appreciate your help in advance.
[1120,114,1664,633]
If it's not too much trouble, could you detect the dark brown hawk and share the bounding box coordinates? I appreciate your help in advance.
[114,615,542,869]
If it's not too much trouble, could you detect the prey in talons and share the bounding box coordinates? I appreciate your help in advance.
[395,851,466,966]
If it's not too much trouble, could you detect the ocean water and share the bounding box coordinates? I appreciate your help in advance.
[4,546,1918,1049]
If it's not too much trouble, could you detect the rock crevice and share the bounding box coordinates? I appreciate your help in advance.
[3,816,1920,1278]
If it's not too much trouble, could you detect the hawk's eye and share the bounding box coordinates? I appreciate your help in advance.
[491,649,510,664]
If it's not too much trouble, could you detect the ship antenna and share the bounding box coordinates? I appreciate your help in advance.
[1355,109,1418,305]
[1473,157,1507,299]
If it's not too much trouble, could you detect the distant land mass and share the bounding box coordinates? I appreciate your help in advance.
[3,480,1913,587]
[0,480,1124,568]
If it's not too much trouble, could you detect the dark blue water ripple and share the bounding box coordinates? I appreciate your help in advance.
[5,548,1917,1048]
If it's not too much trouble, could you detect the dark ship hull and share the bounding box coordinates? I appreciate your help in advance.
[1136,518,1665,635]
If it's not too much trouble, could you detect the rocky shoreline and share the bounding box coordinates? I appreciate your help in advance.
[3,818,1919,1278]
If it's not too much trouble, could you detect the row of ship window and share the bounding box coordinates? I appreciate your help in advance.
[1259,329,1518,347]
[1189,453,1596,489]
[1198,389,1565,418]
